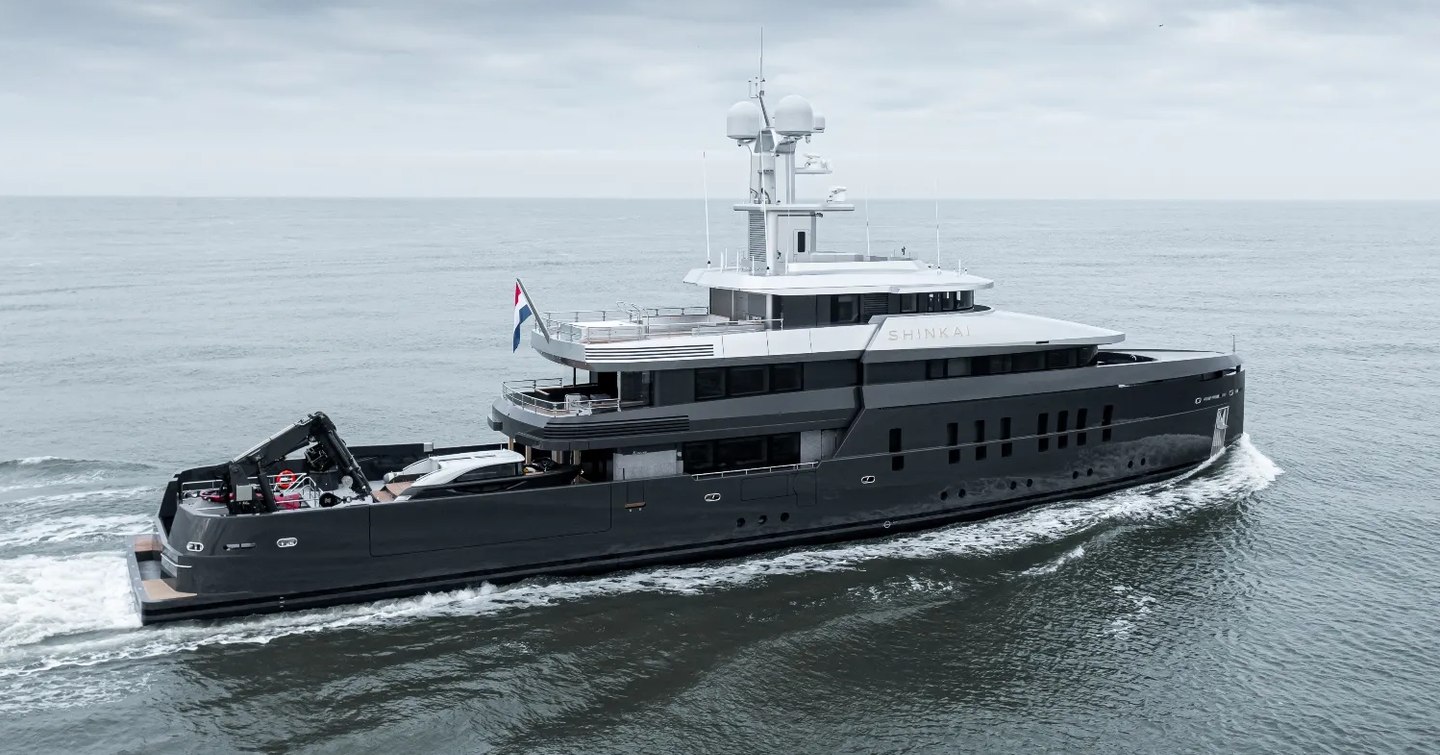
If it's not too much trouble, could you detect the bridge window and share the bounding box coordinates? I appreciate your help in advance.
[831,295,860,324]
[771,363,803,393]
[695,368,726,401]
[695,364,806,400]
[728,365,767,397]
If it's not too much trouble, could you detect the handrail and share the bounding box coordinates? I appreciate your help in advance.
[690,461,818,481]
[541,316,780,344]
[502,378,622,416]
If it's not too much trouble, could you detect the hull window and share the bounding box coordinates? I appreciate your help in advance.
[1038,412,1050,452]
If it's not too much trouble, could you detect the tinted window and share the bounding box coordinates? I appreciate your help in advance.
[728,366,767,396]
[457,463,520,482]
[682,441,715,474]
[946,357,971,377]
[770,364,803,393]
[832,295,859,324]
[717,437,767,467]
[889,428,902,453]
[1046,349,1077,369]
[900,294,918,313]
[695,368,726,401]
[988,354,1012,374]
[926,359,946,379]
[769,433,801,465]
[1013,352,1043,373]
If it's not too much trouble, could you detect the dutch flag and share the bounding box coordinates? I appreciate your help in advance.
[513,280,533,352]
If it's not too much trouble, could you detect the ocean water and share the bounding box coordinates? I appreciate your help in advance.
[0,198,1436,753]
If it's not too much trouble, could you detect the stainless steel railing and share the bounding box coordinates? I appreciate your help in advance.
[501,378,622,416]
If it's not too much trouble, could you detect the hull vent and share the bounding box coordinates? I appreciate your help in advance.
[586,344,715,361]
[544,417,690,440]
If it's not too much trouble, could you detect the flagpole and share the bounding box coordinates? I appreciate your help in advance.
[516,277,551,342]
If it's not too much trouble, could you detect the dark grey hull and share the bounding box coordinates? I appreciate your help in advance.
[128,364,1244,625]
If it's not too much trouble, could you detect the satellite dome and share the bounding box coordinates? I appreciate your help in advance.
[726,101,762,142]
[774,95,815,137]
[812,110,826,133]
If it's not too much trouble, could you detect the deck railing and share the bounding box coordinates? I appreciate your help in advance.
[537,305,778,344]
[690,461,819,481]
[501,378,623,416]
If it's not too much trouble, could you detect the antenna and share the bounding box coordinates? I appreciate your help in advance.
[702,151,712,267]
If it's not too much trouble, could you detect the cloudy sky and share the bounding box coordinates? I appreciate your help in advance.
[2,0,1437,198]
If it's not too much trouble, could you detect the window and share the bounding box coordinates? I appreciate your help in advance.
[1046,349,1077,370]
[1102,404,1115,442]
[1012,352,1044,373]
[941,292,957,311]
[1076,408,1089,446]
[1057,410,1069,449]
[683,434,800,474]
[891,455,905,471]
[927,359,947,380]
[770,433,801,465]
[976,445,988,461]
[682,441,716,474]
[946,357,971,377]
[1001,417,1013,457]
[949,449,960,464]
[889,428,902,453]
[900,293,918,313]
[831,295,859,324]
[974,419,986,443]
[796,230,807,255]
[771,363,803,393]
[457,463,521,483]
[947,422,958,446]
[1038,412,1050,452]
[717,437,767,468]
[728,365,767,397]
[695,368,726,401]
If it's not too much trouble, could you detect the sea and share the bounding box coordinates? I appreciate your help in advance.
[0,198,1436,754]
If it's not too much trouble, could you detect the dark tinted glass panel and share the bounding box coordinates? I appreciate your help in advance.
[1077,408,1088,429]
[682,441,715,473]
[832,295,859,324]
[1046,349,1077,369]
[947,422,958,445]
[988,354,1012,374]
[974,420,985,443]
[941,292,956,311]
[1102,405,1114,425]
[458,463,519,482]
[770,363,803,393]
[891,455,905,471]
[1001,417,1012,439]
[769,433,801,465]
[926,359,946,379]
[695,368,726,401]
[1058,410,1069,432]
[976,445,988,461]
[717,437,766,468]
[900,294,918,313]
[959,291,975,310]
[728,366,767,396]
[946,357,971,376]
[1013,352,1043,372]
[889,428,902,453]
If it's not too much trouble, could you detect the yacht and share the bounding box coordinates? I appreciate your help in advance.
[126,77,1245,624]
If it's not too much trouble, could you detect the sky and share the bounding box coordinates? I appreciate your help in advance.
[1,0,1438,199]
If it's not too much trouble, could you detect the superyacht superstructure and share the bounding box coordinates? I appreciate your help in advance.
[126,78,1244,624]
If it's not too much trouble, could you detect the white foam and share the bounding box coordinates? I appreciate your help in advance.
[0,436,1280,678]
[0,553,139,651]
[0,514,153,550]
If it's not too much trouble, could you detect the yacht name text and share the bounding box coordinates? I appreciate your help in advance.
[886,325,973,342]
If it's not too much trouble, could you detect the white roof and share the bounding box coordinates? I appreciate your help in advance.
[684,260,994,296]
[867,308,1123,352]
[399,449,523,486]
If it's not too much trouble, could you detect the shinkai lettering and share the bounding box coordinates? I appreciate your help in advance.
[886,325,973,341]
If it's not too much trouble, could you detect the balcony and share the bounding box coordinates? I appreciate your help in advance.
[502,378,626,417]
[539,305,778,344]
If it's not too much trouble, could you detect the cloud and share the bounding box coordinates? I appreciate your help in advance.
[1,0,1437,197]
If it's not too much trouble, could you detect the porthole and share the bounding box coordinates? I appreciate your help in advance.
[1086,468,1094,477]
[736,517,746,528]
[1072,471,1079,479]
[1009,481,1017,490]
[1026,478,1034,487]
[758,515,768,525]
[958,488,967,498]
[1140,457,1147,466]
[780,512,790,522]
[940,490,949,500]
[1127,460,1134,468]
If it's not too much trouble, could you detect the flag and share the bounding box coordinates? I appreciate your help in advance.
[513,280,533,352]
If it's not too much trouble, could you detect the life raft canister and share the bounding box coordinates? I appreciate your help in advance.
[276,469,298,491]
